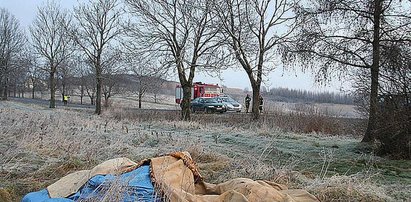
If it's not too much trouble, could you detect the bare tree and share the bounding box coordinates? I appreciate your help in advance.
[69,54,91,105]
[125,0,225,120]
[288,0,411,142]
[68,0,124,115]
[379,44,411,98]
[9,57,30,98]
[214,0,300,120]
[84,69,96,105]
[101,48,125,107]
[76,58,99,106]
[377,44,411,159]
[76,73,86,105]
[30,1,72,108]
[133,68,168,109]
[352,43,411,159]
[122,40,169,108]
[27,60,46,99]
[57,60,75,101]
[147,76,167,104]
[0,8,26,100]
[86,81,96,105]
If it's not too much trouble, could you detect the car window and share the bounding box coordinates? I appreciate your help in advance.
[220,96,236,103]
[228,97,237,103]
[204,99,213,103]
[205,98,218,103]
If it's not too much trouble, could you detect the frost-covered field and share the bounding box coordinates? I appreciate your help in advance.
[23,91,361,118]
[0,100,409,201]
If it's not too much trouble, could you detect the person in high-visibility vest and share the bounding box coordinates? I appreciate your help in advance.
[63,95,69,106]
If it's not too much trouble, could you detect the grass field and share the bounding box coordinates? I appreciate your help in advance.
[0,99,410,201]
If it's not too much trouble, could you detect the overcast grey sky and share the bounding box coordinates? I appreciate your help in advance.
[0,0,346,92]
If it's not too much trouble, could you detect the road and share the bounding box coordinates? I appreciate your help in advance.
[9,97,95,109]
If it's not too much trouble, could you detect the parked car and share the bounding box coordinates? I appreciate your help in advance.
[219,95,242,112]
[190,97,227,113]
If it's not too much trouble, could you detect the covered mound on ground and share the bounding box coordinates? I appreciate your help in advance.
[22,152,318,202]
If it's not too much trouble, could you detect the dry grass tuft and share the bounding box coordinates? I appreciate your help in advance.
[186,146,223,163]
[186,146,231,182]
[167,120,204,130]
[0,188,13,202]
[306,174,392,202]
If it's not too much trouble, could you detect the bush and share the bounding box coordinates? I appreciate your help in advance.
[375,106,411,159]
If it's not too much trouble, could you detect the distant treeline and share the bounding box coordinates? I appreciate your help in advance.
[266,87,354,105]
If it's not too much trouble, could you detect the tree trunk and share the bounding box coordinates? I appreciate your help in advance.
[62,82,66,98]
[13,80,17,97]
[362,0,382,143]
[103,92,110,108]
[176,59,194,121]
[32,85,35,99]
[138,92,142,109]
[251,84,261,120]
[2,78,8,100]
[0,76,3,100]
[363,66,379,142]
[90,95,95,105]
[181,85,192,121]
[245,63,262,120]
[49,71,56,108]
[80,85,84,104]
[95,66,102,114]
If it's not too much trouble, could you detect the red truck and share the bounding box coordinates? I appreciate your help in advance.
[175,82,222,104]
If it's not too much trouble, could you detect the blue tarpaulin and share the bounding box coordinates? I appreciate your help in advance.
[22,165,159,202]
